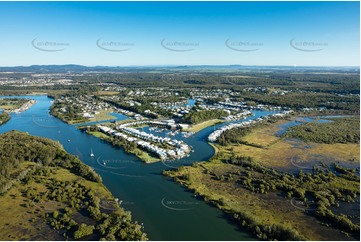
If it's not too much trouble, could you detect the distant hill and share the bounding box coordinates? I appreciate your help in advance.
[0,64,99,73]
[0,64,358,73]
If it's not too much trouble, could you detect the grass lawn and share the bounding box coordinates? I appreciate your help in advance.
[93,91,120,96]
[63,110,116,124]
[133,148,160,163]
[183,119,225,133]
[89,110,116,122]
[241,119,285,147]
[89,131,111,140]
[0,104,17,110]
[28,92,48,95]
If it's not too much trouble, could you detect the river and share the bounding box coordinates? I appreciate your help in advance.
[0,95,280,240]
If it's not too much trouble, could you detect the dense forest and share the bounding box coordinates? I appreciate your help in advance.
[0,131,147,240]
[285,116,360,144]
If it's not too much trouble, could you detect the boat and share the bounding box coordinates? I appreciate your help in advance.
[90,148,94,157]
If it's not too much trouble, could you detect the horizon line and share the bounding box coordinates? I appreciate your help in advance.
[0,64,359,68]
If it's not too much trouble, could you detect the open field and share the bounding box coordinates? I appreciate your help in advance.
[94,91,120,95]
[240,119,286,147]
[28,92,52,95]
[183,119,225,133]
[56,109,118,125]
[89,110,116,122]
[65,110,117,124]
[89,131,110,140]
[223,141,359,170]
[217,118,360,169]
[0,104,16,109]
[64,118,88,125]
[135,149,160,163]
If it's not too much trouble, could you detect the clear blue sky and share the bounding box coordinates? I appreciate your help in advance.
[0,1,359,66]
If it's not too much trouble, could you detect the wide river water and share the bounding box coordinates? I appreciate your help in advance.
[0,95,281,240]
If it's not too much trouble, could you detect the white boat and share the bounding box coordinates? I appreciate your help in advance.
[90,148,94,157]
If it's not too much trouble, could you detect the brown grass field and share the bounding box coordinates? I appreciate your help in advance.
[217,118,360,170]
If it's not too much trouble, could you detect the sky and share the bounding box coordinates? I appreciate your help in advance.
[0,1,359,67]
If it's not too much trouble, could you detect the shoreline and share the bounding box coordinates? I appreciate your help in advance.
[208,142,219,158]
[86,130,160,164]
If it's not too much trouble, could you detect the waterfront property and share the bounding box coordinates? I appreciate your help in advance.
[98,120,191,160]
[208,110,293,142]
